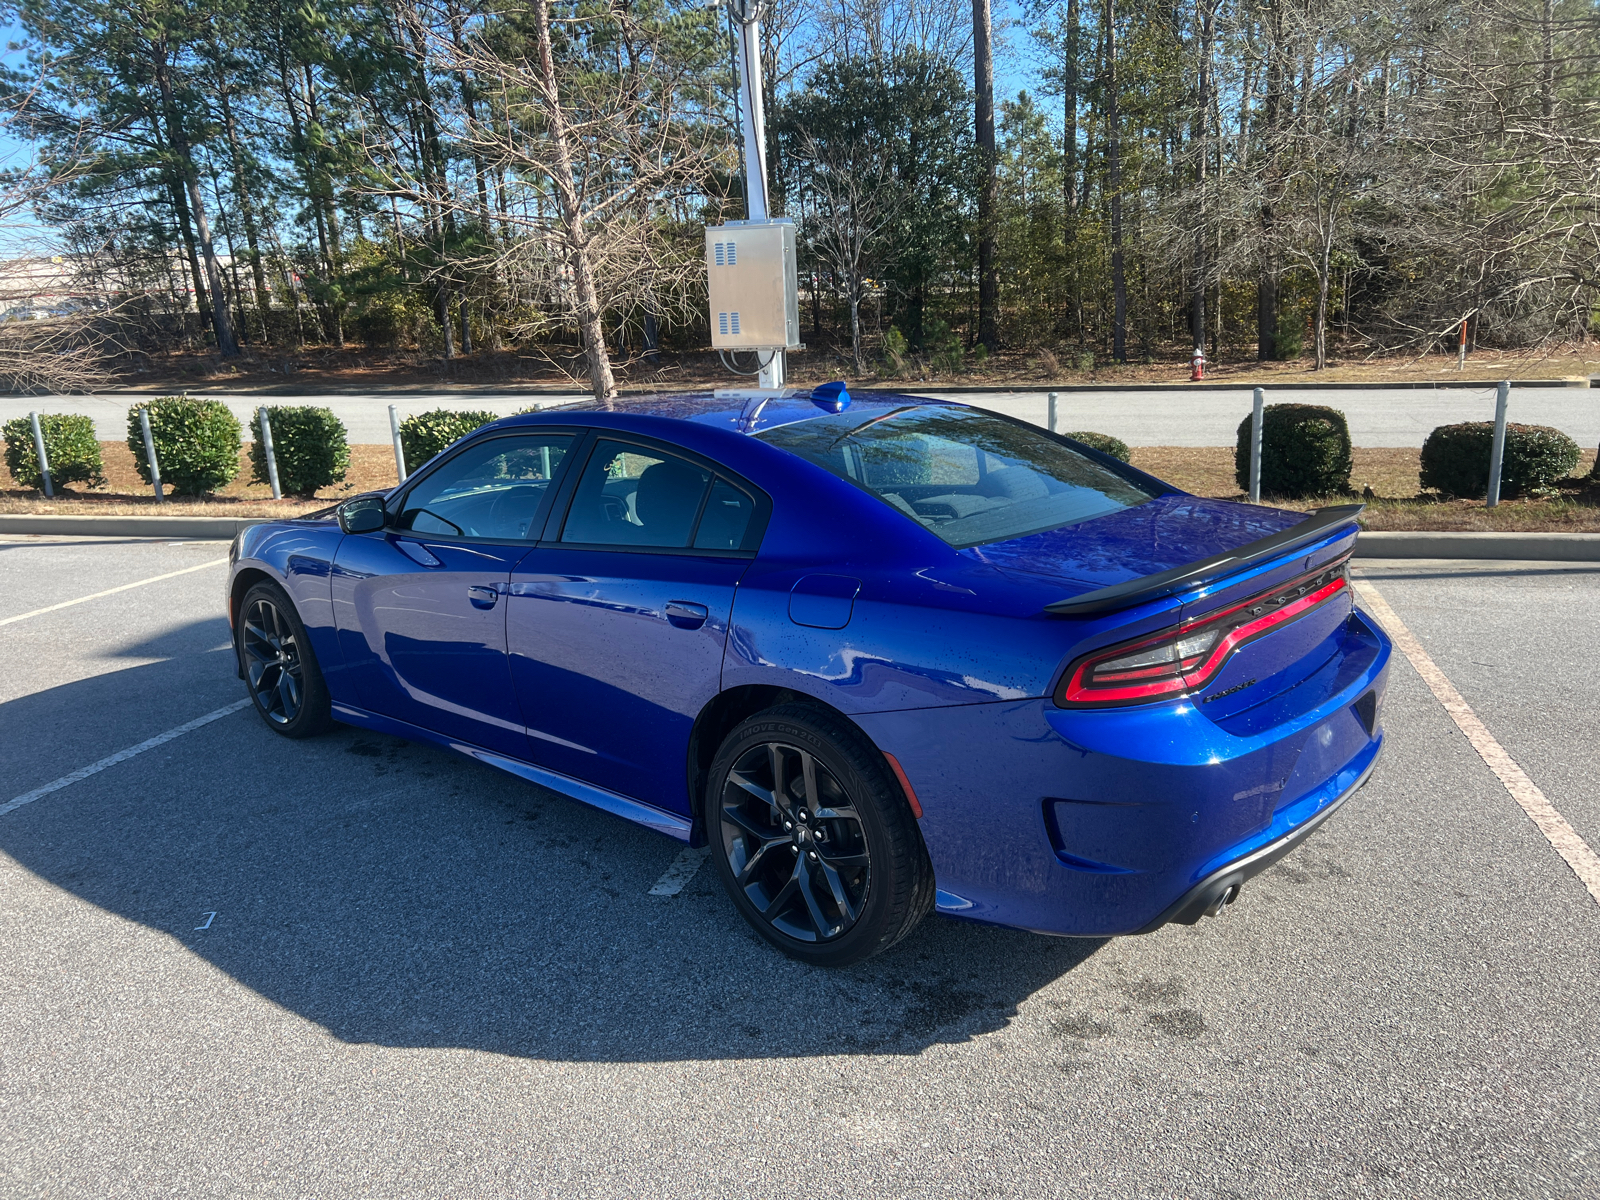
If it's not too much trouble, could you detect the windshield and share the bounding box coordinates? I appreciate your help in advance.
[756,406,1159,548]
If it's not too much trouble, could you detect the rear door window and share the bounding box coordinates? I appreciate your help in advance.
[756,406,1159,547]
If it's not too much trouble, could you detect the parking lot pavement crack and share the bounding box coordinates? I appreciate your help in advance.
[1353,576,1600,907]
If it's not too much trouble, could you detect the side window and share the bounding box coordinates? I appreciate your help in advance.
[398,434,573,540]
[562,440,712,549]
[693,478,755,550]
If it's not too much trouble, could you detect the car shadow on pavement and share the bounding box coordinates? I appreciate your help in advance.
[1,660,1106,1063]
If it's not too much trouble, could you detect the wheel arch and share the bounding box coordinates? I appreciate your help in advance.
[686,685,868,832]
[228,568,280,673]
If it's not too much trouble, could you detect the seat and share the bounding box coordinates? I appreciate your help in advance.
[633,459,710,547]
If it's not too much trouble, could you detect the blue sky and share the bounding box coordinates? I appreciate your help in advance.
[0,4,1053,254]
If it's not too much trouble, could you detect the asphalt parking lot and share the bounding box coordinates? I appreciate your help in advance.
[2,536,1597,1198]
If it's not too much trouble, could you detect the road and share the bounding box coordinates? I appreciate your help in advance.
[4,384,1598,446]
[1,536,1597,1197]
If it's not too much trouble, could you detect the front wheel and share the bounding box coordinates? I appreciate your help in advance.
[706,704,934,967]
[238,581,333,738]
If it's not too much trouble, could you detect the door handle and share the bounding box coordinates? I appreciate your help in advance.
[665,600,709,629]
[468,585,499,610]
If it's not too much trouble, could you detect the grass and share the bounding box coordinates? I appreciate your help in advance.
[4,442,1598,530]
[1128,446,1600,531]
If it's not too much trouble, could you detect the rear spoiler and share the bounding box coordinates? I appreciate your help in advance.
[1043,504,1364,617]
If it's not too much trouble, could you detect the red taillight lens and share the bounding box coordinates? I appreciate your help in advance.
[1055,558,1350,708]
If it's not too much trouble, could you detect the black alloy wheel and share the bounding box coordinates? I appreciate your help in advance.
[707,704,933,966]
[238,581,332,738]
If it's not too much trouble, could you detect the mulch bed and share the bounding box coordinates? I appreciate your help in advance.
[4,443,1597,530]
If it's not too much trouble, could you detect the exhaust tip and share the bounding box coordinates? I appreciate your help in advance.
[1204,883,1240,918]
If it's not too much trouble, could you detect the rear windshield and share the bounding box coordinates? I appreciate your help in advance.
[756,406,1159,548]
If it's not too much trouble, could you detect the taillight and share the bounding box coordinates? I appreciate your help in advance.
[1055,558,1350,708]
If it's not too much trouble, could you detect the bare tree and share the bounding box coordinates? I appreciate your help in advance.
[797,133,898,373]
[397,0,731,399]
[0,85,116,393]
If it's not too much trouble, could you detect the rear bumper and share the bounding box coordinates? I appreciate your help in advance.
[1131,738,1381,933]
[857,608,1393,938]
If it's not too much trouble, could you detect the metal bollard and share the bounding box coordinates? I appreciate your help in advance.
[1487,380,1509,508]
[258,407,283,500]
[1047,392,1059,433]
[28,411,53,498]
[1249,387,1265,504]
[389,404,408,483]
[138,405,164,502]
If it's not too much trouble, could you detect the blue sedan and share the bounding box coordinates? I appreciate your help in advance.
[227,388,1391,965]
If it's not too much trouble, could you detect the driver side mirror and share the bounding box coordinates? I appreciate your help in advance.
[338,495,389,534]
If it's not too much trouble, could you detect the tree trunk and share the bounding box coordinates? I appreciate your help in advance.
[1105,0,1127,363]
[153,52,239,357]
[1191,0,1213,353]
[531,0,616,400]
[974,0,999,352]
[1541,0,1555,120]
[301,65,344,347]
[216,67,271,323]
[1063,0,1080,216]
[166,174,211,335]
[850,277,864,375]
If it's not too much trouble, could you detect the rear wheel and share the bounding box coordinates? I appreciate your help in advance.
[706,704,933,966]
[238,581,333,738]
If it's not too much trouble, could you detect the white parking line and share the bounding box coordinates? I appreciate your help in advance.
[0,558,229,627]
[648,846,711,896]
[1354,577,1600,906]
[0,700,252,819]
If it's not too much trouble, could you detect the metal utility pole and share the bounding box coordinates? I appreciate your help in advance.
[725,0,784,388]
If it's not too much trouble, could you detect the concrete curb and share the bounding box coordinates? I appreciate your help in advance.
[1354,531,1600,560]
[4,514,1599,560]
[0,514,269,539]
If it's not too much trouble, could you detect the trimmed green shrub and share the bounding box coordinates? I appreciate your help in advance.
[398,409,500,472]
[3,413,104,491]
[1066,430,1132,462]
[125,396,242,495]
[1233,403,1353,498]
[1420,422,1581,499]
[250,406,350,497]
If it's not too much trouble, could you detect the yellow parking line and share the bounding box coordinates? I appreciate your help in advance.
[1353,577,1600,906]
[0,558,229,627]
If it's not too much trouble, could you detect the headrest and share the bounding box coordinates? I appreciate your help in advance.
[635,458,708,532]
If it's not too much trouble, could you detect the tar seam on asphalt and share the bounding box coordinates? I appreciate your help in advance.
[648,846,711,896]
[0,700,252,818]
[0,558,229,627]
[1353,576,1600,906]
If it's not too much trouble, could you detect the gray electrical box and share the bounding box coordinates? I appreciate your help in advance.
[706,219,800,351]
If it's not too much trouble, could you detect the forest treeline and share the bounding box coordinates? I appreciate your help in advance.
[6,0,1600,397]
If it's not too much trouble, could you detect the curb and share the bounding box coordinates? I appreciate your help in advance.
[4,514,1598,560]
[1354,531,1600,561]
[0,514,267,539]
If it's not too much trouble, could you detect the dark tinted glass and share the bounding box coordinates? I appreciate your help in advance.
[399,434,572,540]
[756,407,1157,547]
[693,478,755,550]
[562,440,712,548]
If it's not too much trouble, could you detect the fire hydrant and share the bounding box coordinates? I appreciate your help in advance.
[1190,346,1206,381]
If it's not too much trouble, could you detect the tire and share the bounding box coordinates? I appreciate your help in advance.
[706,703,934,967]
[237,581,333,738]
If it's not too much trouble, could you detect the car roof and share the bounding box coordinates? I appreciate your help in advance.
[525,388,960,437]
